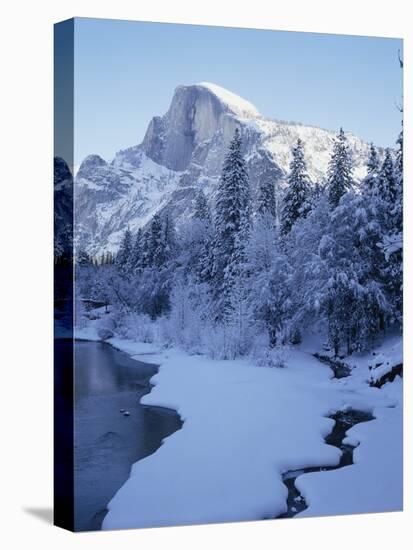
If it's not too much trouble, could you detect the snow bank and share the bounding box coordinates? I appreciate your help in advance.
[369,339,403,386]
[74,323,163,364]
[74,325,101,342]
[294,335,403,518]
[72,322,402,528]
[102,348,350,530]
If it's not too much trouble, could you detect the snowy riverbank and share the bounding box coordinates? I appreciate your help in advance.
[74,323,403,529]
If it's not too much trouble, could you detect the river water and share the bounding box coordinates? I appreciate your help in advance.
[57,340,182,531]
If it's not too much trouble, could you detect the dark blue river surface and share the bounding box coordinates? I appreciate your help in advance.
[58,340,182,531]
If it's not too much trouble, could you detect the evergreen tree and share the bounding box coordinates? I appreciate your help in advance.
[139,229,151,270]
[257,173,276,220]
[213,128,250,311]
[367,143,380,175]
[319,192,390,354]
[116,228,133,276]
[223,213,250,315]
[146,213,177,269]
[161,213,177,261]
[326,128,353,207]
[248,224,292,346]
[194,190,211,224]
[76,248,90,266]
[148,214,165,268]
[131,229,144,273]
[393,128,403,231]
[377,148,397,206]
[191,190,213,283]
[287,194,330,330]
[363,143,380,194]
[281,139,310,234]
[377,54,403,324]
[380,132,403,323]
[395,129,403,179]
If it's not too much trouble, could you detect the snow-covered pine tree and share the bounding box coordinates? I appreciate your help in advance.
[191,190,214,283]
[281,138,311,234]
[326,128,353,208]
[76,248,90,266]
[378,52,403,324]
[115,227,133,276]
[363,143,380,194]
[131,229,144,273]
[257,172,276,220]
[144,212,177,270]
[194,189,212,224]
[393,128,403,232]
[377,148,397,207]
[213,128,250,312]
[379,131,403,323]
[147,214,166,268]
[163,213,177,256]
[396,128,403,177]
[311,180,325,202]
[224,211,250,313]
[286,194,330,333]
[318,192,390,354]
[139,229,152,269]
[367,143,380,175]
[248,223,292,347]
[125,214,177,318]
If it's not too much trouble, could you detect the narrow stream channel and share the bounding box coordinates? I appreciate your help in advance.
[278,352,375,519]
[56,340,182,531]
[277,409,374,518]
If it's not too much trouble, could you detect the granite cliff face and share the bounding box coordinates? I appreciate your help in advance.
[75,82,377,256]
[141,83,259,172]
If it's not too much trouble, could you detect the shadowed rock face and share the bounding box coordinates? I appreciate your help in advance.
[54,157,73,261]
[77,154,107,179]
[74,83,377,256]
[142,85,242,172]
[54,156,73,187]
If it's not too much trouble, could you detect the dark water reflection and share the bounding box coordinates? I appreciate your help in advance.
[57,340,182,531]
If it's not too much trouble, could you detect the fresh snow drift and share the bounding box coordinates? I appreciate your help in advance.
[79,329,403,531]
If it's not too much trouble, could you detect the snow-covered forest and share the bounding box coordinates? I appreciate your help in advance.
[75,124,403,364]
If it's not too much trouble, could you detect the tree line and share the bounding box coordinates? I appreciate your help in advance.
[77,124,403,361]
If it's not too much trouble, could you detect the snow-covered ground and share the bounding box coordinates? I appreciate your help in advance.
[74,322,403,530]
[295,333,403,517]
[297,394,402,518]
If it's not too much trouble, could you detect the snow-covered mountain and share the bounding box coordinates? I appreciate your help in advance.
[74,82,377,256]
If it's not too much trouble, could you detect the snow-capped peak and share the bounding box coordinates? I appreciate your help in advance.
[75,82,376,255]
[197,82,260,118]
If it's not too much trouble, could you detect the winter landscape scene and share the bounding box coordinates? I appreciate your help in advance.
[54,19,403,531]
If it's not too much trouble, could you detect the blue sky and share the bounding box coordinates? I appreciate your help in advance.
[74,17,402,165]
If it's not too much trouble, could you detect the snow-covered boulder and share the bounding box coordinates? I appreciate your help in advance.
[369,340,403,387]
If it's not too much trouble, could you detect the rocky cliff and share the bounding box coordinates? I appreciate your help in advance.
[74,82,378,256]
